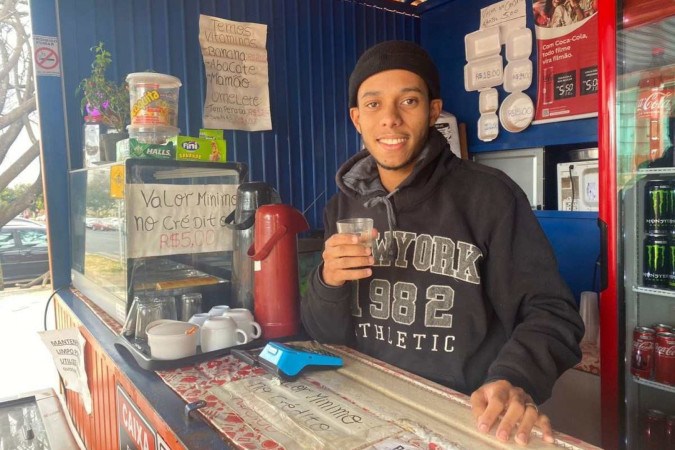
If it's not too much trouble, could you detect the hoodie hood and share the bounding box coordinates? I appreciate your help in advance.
[336,127,457,209]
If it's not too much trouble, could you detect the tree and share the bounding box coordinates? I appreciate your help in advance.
[0,0,41,227]
[1,0,45,289]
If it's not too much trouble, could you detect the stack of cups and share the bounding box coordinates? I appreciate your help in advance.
[126,72,182,144]
[579,291,600,345]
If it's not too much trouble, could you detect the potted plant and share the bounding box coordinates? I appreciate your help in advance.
[77,42,130,162]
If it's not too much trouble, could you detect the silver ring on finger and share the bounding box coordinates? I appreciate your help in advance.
[525,402,539,414]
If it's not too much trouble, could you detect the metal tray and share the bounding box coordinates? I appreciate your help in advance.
[114,333,266,371]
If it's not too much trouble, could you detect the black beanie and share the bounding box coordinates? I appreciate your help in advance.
[348,40,441,108]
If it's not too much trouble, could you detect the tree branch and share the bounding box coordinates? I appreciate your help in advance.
[0,173,42,227]
[0,139,39,188]
[0,120,24,160]
[0,95,35,128]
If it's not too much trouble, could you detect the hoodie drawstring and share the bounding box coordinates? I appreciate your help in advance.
[363,189,398,258]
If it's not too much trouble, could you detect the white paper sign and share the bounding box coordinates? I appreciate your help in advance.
[39,328,92,414]
[199,15,272,131]
[480,0,526,44]
[211,375,400,449]
[126,183,238,258]
[33,35,61,77]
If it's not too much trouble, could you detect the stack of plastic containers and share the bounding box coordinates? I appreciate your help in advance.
[126,72,182,145]
[499,29,534,134]
[464,26,503,142]
[463,25,535,142]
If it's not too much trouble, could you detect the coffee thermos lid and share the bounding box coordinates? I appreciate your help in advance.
[224,182,281,230]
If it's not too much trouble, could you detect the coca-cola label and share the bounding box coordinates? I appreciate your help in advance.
[634,340,654,351]
[637,91,672,119]
[656,344,675,357]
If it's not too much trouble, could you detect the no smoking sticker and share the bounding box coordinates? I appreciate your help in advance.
[33,35,61,76]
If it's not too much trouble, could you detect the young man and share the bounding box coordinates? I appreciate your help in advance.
[301,40,583,446]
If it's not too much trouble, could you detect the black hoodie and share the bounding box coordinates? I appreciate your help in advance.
[301,128,583,403]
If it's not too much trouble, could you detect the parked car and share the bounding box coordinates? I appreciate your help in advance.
[0,220,50,284]
[11,217,43,226]
[90,217,120,231]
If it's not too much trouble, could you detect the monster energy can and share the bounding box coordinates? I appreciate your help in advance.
[644,180,671,234]
[670,235,675,290]
[644,233,669,288]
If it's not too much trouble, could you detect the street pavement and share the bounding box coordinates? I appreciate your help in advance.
[0,286,59,399]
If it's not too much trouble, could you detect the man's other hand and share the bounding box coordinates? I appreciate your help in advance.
[470,379,554,446]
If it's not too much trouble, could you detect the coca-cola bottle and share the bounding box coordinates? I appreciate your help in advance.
[635,48,668,169]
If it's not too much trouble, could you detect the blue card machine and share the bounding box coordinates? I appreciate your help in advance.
[256,342,343,379]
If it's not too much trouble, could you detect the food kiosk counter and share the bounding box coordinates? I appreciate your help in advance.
[54,288,601,450]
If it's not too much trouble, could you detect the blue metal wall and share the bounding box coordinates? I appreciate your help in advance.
[57,0,419,230]
[420,0,598,152]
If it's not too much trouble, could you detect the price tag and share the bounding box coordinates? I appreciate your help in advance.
[580,66,598,96]
[464,55,503,91]
[553,70,576,101]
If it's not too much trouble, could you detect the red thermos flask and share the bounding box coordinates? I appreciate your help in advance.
[248,204,309,339]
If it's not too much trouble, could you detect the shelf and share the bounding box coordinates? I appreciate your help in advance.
[633,286,675,298]
[632,376,675,394]
[637,167,675,176]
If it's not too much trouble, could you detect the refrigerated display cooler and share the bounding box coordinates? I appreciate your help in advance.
[599,2,675,449]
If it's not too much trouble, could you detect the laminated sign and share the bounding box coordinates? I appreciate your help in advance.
[199,15,272,131]
[39,328,93,414]
[531,0,599,123]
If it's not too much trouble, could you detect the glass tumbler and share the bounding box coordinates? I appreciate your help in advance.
[153,296,178,321]
[135,301,163,341]
[179,293,203,321]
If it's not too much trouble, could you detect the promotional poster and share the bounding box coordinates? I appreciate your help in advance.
[531,0,599,123]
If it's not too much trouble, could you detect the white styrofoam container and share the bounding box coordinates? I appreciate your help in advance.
[505,28,533,62]
[464,54,503,91]
[477,113,499,142]
[464,27,501,61]
[503,59,533,93]
[479,88,499,113]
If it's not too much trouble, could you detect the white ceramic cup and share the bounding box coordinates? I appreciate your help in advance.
[208,305,231,316]
[200,316,248,352]
[221,308,262,339]
[187,313,211,346]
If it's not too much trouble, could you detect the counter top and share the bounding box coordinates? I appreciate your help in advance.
[58,288,601,450]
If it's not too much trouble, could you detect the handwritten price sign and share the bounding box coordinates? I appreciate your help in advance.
[127,183,238,258]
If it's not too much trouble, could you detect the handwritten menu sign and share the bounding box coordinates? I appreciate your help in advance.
[199,15,271,131]
[211,375,401,449]
[126,183,238,259]
[480,0,526,43]
[39,328,93,414]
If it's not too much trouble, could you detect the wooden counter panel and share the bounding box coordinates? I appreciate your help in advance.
[54,296,189,450]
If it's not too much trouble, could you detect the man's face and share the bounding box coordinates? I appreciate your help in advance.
[349,69,442,177]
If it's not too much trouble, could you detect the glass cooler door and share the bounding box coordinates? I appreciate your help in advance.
[615,5,675,449]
